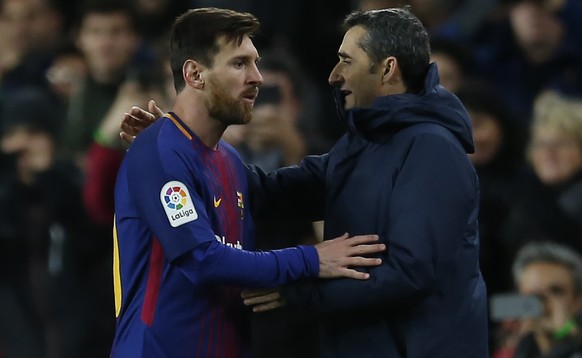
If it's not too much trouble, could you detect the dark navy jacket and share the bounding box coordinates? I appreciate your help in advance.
[248,64,489,358]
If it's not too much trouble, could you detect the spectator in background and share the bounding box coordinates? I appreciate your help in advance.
[63,0,142,163]
[0,0,64,180]
[0,0,63,93]
[456,80,525,296]
[0,88,112,358]
[355,0,409,11]
[503,91,582,263]
[473,0,582,124]
[131,0,189,49]
[59,6,151,346]
[508,242,582,357]
[45,44,87,103]
[430,38,473,93]
[63,0,165,239]
[83,64,170,226]
[404,0,498,40]
[0,0,66,199]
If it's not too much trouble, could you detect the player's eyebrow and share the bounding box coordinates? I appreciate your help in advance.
[232,55,261,64]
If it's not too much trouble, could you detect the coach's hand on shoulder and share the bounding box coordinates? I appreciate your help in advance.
[316,233,385,280]
[120,99,164,144]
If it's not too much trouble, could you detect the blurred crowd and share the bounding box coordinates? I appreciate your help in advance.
[1,0,582,357]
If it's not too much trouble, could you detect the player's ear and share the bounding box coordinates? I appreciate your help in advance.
[183,60,205,89]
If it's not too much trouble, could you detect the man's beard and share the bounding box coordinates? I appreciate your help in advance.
[206,76,254,126]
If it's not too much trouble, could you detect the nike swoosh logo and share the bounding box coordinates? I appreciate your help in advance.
[213,197,222,208]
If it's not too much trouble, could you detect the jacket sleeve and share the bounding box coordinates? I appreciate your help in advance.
[246,154,327,222]
[284,135,479,312]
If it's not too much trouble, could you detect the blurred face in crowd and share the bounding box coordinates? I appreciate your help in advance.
[408,0,456,28]
[518,262,582,334]
[468,110,503,166]
[510,1,563,62]
[77,11,138,83]
[0,0,61,56]
[202,35,262,126]
[431,52,463,93]
[357,0,409,11]
[530,127,582,186]
[134,0,169,13]
[1,125,55,184]
[329,26,386,110]
[260,69,300,121]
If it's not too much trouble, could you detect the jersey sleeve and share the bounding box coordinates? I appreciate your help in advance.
[125,139,217,261]
[174,242,319,288]
[124,128,320,287]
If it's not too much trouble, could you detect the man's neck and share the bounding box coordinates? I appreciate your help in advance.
[172,93,226,149]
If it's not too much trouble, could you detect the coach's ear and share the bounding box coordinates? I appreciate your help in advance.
[183,60,205,89]
[381,56,400,85]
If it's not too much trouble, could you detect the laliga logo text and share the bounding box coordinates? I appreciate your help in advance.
[170,208,195,222]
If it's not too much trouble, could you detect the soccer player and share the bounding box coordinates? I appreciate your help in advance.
[110,8,385,358]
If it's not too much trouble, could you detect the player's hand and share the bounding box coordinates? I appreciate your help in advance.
[120,99,164,144]
[315,233,385,280]
[241,288,286,313]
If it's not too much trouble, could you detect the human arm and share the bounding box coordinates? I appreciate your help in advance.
[83,82,156,224]
[95,82,155,148]
[271,135,479,312]
[123,134,383,288]
[172,232,384,287]
[83,142,124,225]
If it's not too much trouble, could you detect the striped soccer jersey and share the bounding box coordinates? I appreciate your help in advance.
[111,112,318,358]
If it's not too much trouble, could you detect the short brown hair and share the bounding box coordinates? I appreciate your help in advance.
[169,7,260,92]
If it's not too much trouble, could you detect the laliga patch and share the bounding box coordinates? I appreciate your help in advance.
[160,181,198,227]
